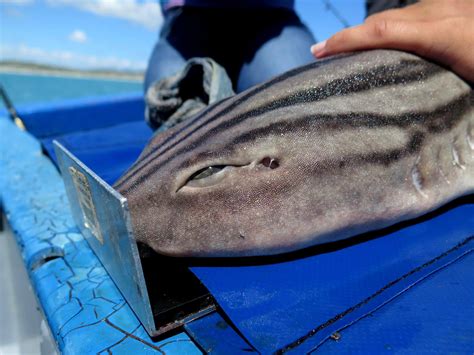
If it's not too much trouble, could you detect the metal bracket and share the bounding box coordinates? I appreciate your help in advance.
[54,141,215,337]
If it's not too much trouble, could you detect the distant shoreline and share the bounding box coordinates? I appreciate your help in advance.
[0,62,144,82]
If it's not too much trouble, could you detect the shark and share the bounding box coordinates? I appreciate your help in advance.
[114,50,474,257]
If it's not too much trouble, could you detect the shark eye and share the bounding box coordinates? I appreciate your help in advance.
[188,165,225,181]
[182,165,228,189]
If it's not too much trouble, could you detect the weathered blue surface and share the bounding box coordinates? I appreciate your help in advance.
[0,114,200,354]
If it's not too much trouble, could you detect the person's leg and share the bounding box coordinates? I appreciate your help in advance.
[144,7,242,128]
[144,7,220,92]
[163,7,247,91]
[237,9,316,92]
[366,0,418,17]
[144,40,187,91]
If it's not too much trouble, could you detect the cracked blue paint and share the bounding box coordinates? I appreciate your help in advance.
[0,115,201,354]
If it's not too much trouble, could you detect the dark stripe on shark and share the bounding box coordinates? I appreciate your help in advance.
[117,60,444,192]
[118,63,448,193]
[227,93,471,148]
[176,94,469,172]
[329,131,425,168]
[115,59,330,184]
[176,90,469,175]
[178,130,425,174]
[117,59,441,188]
[173,131,426,206]
[122,97,231,174]
[147,91,469,195]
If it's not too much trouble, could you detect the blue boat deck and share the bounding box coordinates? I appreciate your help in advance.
[1,94,472,354]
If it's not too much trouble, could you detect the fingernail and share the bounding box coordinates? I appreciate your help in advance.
[311,40,327,57]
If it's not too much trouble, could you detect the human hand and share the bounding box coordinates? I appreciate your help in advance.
[311,0,474,82]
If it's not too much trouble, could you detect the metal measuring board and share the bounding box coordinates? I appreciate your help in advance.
[54,141,215,337]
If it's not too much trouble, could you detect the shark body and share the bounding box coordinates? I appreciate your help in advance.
[115,50,474,257]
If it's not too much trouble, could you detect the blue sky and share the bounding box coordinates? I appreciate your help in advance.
[0,0,365,71]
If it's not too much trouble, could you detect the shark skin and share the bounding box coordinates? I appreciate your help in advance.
[114,50,474,257]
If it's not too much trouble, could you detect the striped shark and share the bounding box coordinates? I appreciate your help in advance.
[114,50,474,257]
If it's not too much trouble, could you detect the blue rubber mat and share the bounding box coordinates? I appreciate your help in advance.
[32,108,474,353]
[18,93,145,138]
[191,203,474,353]
[316,251,474,354]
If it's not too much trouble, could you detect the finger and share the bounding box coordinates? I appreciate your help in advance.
[311,19,437,58]
[311,18,474,82]
[311,2,474,82]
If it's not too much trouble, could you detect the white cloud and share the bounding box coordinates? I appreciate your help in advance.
[47,0,163,31]
[0,43,147,71]
[69,29,87,43]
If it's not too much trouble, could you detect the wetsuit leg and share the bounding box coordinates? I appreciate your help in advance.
[366,0,418,17]
[144,7,226,92]
[144,41,187,91]
[237,9,316,92]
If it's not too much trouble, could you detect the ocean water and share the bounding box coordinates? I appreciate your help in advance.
[0,72,143,106]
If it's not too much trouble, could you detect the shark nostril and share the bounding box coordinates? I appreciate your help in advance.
[260,157,279,169]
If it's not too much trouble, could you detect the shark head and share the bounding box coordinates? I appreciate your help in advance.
[114,50,474,257]
[115,102,330,257]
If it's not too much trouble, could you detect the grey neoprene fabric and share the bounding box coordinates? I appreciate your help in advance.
[145,57,234,130]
